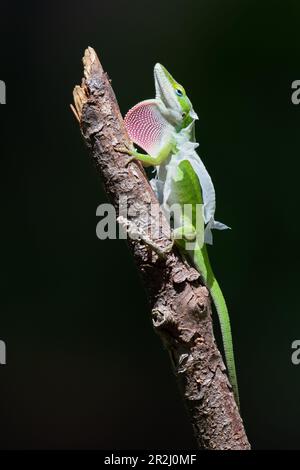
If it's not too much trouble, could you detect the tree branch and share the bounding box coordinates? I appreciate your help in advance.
[71,47,250,450]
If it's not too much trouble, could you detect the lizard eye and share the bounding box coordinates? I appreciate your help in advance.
[182,112,186,118]
[175,88,183,97]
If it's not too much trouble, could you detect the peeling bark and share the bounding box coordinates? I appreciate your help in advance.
[71,47,250,450]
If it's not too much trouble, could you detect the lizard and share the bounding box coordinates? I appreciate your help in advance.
[120,63,240,408]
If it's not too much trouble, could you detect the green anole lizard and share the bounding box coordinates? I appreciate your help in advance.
[121,64,240,408]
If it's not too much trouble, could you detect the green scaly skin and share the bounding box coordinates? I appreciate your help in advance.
[173,160,240,408]
[191,244,240,409]
[123,63,240,408]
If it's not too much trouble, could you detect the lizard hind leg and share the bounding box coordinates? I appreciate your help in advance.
[172,224,197,252]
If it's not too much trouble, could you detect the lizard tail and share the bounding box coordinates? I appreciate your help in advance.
[209,276,240,409]
[193,246,240,409]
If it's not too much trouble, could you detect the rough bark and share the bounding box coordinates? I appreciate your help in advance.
[71,47,250,450]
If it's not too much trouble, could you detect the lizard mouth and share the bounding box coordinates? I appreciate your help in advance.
[154,63,179,111]
[154,64,198,122]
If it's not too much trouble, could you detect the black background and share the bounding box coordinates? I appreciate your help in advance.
[0,0,300,449]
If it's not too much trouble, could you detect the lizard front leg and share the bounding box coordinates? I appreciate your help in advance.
[116,141,174,167]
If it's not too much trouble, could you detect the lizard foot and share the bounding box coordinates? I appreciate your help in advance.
[114,145,137,166]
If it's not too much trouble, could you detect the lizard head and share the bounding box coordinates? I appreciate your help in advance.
[154,63,198,129]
